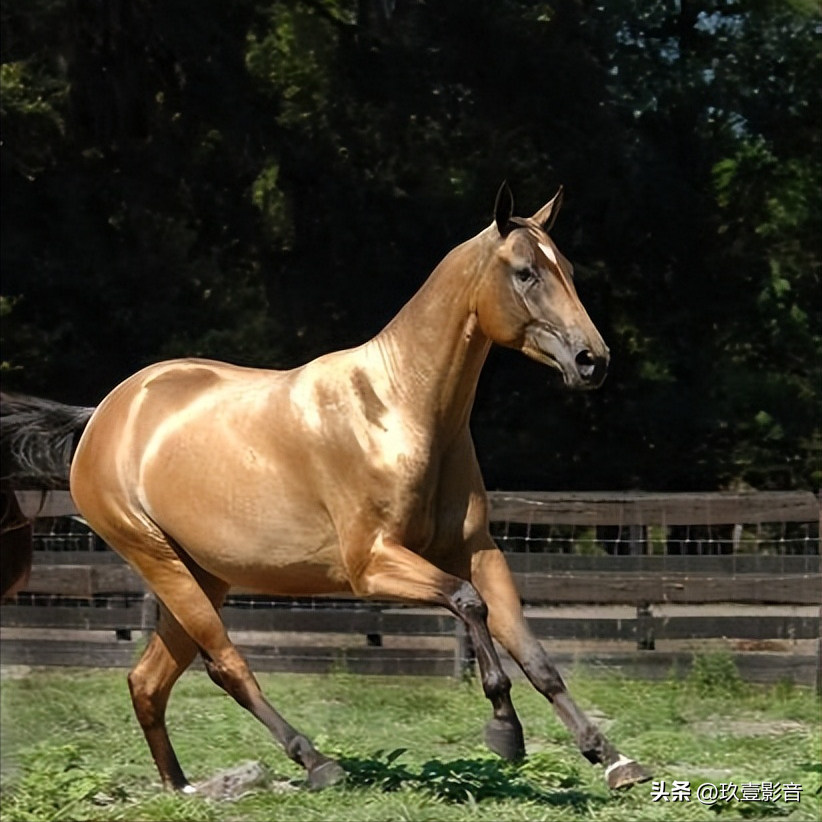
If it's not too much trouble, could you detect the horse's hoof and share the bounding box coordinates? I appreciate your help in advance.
[307,758,346,790]
[605,756,652,790]
[484,718,525,762]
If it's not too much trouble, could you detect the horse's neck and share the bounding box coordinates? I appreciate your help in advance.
[368,231,494,439]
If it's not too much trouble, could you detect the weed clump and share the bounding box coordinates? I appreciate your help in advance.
[687,651,743,696]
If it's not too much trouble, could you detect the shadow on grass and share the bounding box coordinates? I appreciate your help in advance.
[338,749,603,811]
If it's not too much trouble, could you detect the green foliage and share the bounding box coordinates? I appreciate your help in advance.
[1,669,819,821]
[340,748,578,802]
[0,60,68,177]
[0,744,126,822]
[340,748,416,791]
[686,651,744,696]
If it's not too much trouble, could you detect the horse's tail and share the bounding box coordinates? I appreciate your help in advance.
[1,392,95,489]
[0,392,95,600]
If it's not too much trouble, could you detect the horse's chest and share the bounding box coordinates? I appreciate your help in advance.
[363,446,451,553]
[314,381,452,550]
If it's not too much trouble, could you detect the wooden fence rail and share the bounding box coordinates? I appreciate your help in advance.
[15,489,821,526]
[15,551,820,606]
[2,599,818,644]
[2,490,819,685]
[487,490,819,525]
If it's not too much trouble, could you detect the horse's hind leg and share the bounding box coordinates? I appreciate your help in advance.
[197,646,344,790]
[471,545,651,790]
[122,536,344,791]
[128,591,226,792]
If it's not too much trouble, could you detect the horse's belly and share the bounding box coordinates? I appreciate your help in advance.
[140,457,347,594]
[181,513,346,595]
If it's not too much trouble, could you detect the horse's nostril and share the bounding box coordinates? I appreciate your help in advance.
[575,350,596,378]
[576,350,595,368]
[574,348,606,383]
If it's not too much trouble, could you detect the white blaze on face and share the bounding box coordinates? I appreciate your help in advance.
[538,241,558,268]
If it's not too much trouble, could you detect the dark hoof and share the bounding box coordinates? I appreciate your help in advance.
[484,718,525,762]
[307,758,346,790]
[605,756,652,790]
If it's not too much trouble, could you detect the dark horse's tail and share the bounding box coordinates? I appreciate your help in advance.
[1,392,95,490]
[1,392,95,598]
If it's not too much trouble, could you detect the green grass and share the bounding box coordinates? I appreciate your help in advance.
[1,658,819,821]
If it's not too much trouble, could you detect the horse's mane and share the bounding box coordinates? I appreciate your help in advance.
[0,392,95,489]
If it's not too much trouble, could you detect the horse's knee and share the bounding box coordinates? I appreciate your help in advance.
[448,582,513,700]
[450,580,488,621]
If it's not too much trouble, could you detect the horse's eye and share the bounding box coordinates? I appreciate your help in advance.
[515,267,534,283]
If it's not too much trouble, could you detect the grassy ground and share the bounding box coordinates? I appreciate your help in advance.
[0,655,819,822]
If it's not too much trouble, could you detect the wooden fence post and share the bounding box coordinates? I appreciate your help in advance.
[629,524,646,555]
[817,492,821,697]
[454,621,475,680]
[636,601,655,650]
[141,592,159,639]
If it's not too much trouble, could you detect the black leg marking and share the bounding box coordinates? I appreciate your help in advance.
[448,581,525,761]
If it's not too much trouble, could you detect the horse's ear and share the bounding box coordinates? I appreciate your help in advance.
[531,185,564,233]
[494,181,514,235]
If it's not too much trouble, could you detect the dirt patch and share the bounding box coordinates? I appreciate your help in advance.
[671,764,735,780]
[691,718,809,737]
[0,665,31,681]
[730,639,797,652]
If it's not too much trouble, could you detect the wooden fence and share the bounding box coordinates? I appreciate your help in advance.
[1,491,819,686]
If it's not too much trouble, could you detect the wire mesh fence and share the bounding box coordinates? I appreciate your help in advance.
[489,521,819,556]
[28,491,821,556]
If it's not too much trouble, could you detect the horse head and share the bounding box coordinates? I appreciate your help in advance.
[474,183,609,390]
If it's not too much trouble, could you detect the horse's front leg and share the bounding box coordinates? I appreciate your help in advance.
[470,544,651,789]
[352,535,524,761]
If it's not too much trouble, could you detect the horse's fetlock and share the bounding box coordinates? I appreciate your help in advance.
[482,668,512,700]
[579,726,605,765]
[286,734,312,764]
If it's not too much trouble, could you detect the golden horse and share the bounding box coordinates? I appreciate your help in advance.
[68,184,649,792]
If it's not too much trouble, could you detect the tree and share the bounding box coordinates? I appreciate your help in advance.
[2,0,819,490]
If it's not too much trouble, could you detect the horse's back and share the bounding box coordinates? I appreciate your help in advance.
[74,359,252,484]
